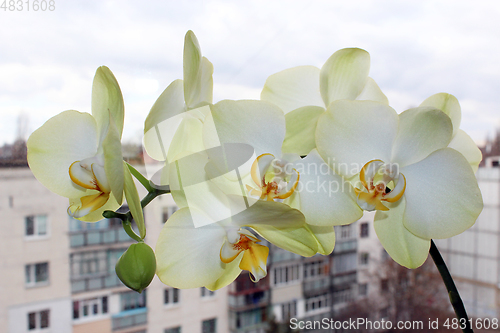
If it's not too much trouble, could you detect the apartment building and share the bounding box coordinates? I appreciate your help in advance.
[0,164,229,333]
[435,158,500,319]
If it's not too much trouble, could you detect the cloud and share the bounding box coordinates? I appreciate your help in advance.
[0,0,499,144]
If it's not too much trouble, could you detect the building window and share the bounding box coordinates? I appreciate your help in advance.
[305,295,330,312]
[25,262,49,287]
[358,283,368,296]
[162,206,178,223]
[380,279,389,292]
[164,288,180,305]
[201,287,215,298]
[70,251,108,278]
[273,263,300,286]
[202,318,217,333]
[360,222,369,238]
[359,252,369,265]
[282,300,297,319]
[120,291,146,311]
[164,327,181,333]
[303,260,326,279]
[73,296,108,320]
[25,215,48,238]
[339,224,351,239]
[28,309,50,330]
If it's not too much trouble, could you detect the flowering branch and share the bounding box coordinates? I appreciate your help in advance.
[430,240,473,333]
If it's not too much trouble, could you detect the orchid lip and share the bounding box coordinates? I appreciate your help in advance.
[247,153,300,201]
[68,155,112,217]
[220,229,269,282]
[355,159,406,211]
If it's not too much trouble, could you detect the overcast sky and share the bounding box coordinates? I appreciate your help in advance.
[1,0,499,145]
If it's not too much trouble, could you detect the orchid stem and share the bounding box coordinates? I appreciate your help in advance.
[429,240,473,333]
[103,185,171,243]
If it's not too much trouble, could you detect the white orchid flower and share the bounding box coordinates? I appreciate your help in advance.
[27,67,128,222]
[420,93,482,172]
[155,197,317,290]
[261,48,388,155]
[316,100,483,268]
[196,99,363,255]
[143,30,213,183]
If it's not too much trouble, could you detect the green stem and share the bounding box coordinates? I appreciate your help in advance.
[429,240,473,333]
[126,162,154,192]
[103,187,171,243]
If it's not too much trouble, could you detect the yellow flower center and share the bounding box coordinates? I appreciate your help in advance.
[355,159,406,211]
[220,229,269,282]
[68,156,111,218]
[246,153,300,201]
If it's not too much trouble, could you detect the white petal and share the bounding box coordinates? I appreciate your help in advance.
[183,31,213,109]
[420,93,461,136]
[391,107,453,168]
[155,208,228,289]
[205,253,243,291]
[449,129,482,173]
[251,224,318,257]
[316,100,398,178]
[356,77,389,104]
[143,80,186,160]
[261,65,324,113]
[91,66,124,144]
[374,198,430,268]
[27,110,98,198]
[306,224,336,255]
[282,106,325,155]
[320,48,370,107]
[208,100,285,158]
[292,149,363,226]
[102,116,124,204]
[402,148,483,239]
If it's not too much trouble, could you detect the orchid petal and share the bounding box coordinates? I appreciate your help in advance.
[402,148,483,239]
[183,31,213,109]
[391,107,453,168]
[316,100,398,178]
[143,80,186,161]
[448,129,482,173]
[208,100,285,158]
[420,93,461,136]
[251,224,318,257]
[282,106,325,155]
[240,243,269,282]
[123,162,145,239]
[292,149,363,226]
[91,66,124,145]
[261,66,324,113]
[356,77,389,104]
[306,224,336,255]
[102,115,124,204]
[27,110,98,198]
[205,253,243,291]
[156,208,227,289]
[374,198,430,268]
[320,48,370,107]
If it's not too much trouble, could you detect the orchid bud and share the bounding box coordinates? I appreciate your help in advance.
[116,242,156,293]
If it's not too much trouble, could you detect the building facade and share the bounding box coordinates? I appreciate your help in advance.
[0,165,229,333]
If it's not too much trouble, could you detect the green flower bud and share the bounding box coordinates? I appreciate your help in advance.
[116,242,156,293]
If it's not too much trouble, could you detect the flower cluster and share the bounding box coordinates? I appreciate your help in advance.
[27,31,483,292]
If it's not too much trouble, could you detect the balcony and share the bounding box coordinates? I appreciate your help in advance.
[69,228,132,247]
[112,308,147,331]
[228,291,270,311]
[71,274,123,293]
